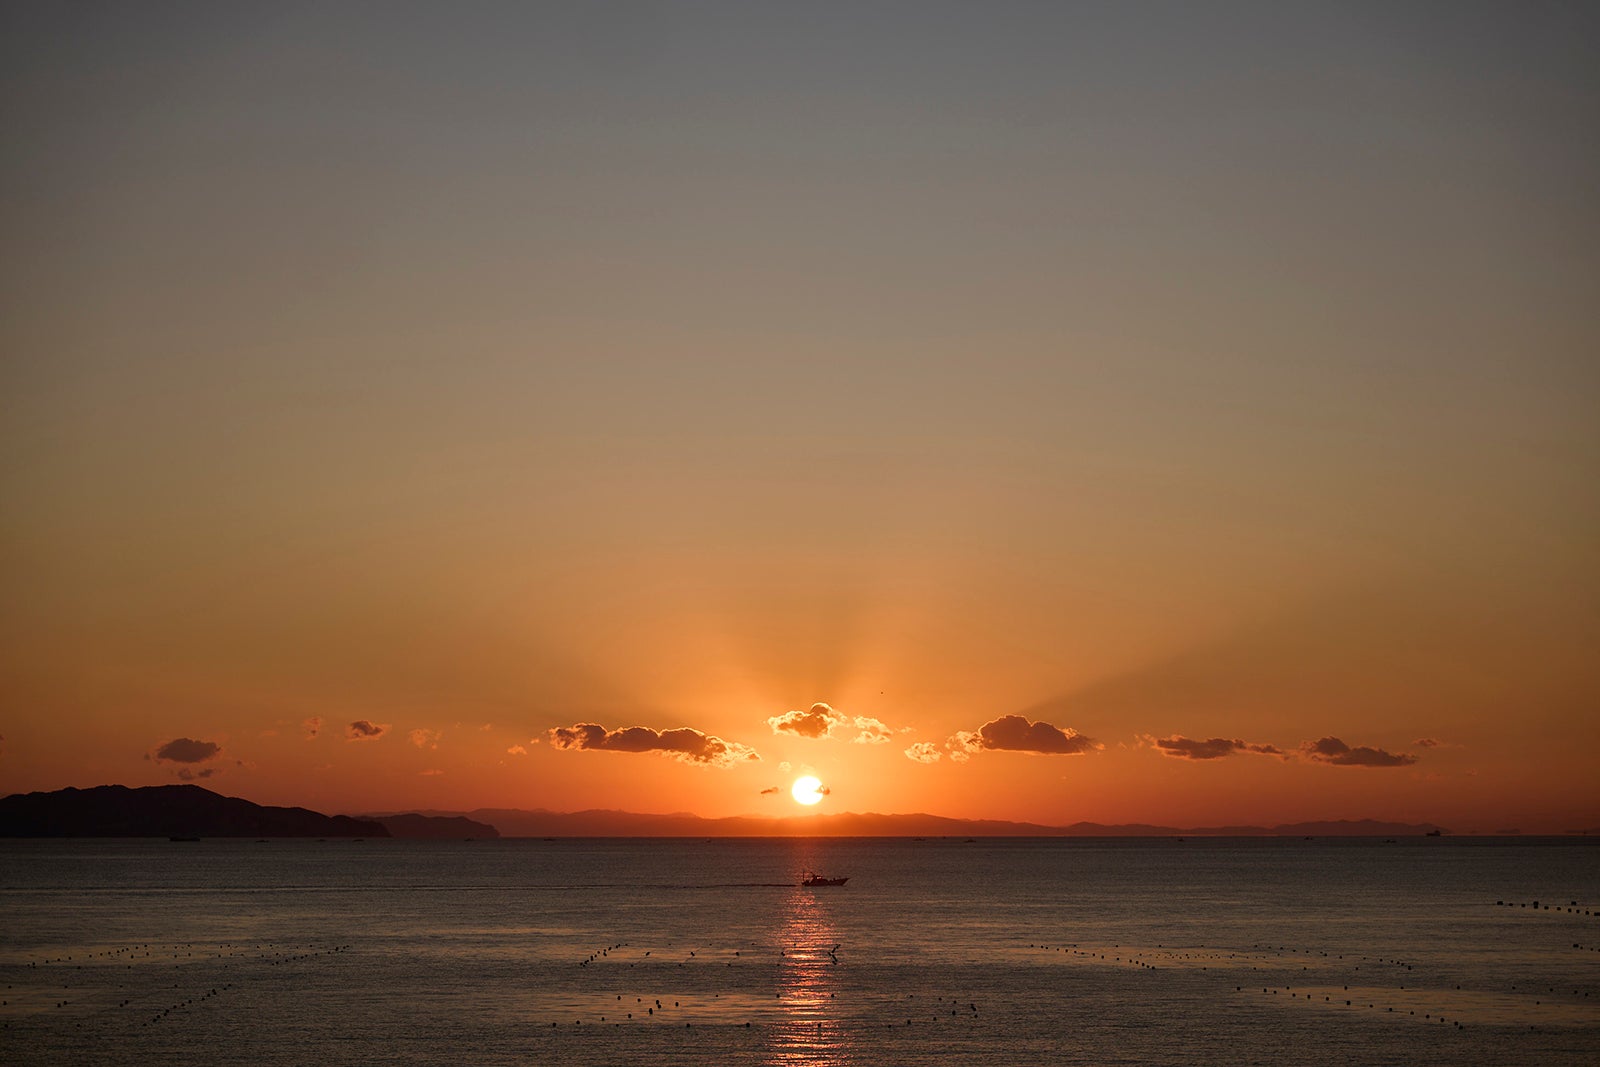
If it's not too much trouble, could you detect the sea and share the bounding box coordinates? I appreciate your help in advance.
[2,836,1597,1065]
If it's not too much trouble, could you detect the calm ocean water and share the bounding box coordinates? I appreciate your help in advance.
[2,837,1596,1065]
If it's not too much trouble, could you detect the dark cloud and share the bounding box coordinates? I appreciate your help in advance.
[1149,735,1284,761]
[951,715,1098,756]
[1300,736,1417,767]
[767,703,842,739]
[760,786,781,795]
[303,717,322,740]
[904,742,941,764]
[346,720,389,741]
[1414,737,1444,748]
[547,722,760,767]
[152,737,222,764]
[176,767,219,781]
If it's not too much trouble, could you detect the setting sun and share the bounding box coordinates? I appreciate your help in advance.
[791,776,825,806]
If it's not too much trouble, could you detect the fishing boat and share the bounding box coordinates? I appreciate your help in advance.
[802,873,848,887]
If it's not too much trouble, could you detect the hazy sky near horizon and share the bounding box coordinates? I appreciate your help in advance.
[2,2,1597,831]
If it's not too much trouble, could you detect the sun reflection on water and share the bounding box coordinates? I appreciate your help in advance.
[769,889,853,1066]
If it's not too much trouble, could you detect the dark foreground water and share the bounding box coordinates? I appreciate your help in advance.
[2,836,1597,1065]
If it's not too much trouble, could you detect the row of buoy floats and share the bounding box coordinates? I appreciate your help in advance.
[1026,933,1594,1033]
[1495,899,1594,915]
[4,939,354,1034]
[548,935,984,1034]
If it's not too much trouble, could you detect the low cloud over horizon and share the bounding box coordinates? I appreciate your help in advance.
[548,722,760,767]
[1148,735,1285,760]
[1299,736,1417,767]
[1147,733,1416,767]
[347,720,389,741]
[949,715,1099,760]
[148,737,224,781]
[150,737,222,764]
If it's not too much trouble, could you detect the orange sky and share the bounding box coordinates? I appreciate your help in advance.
[2,4,1597,833]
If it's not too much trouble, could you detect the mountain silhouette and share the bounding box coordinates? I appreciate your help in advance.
[402,806,1449,838]
[1,785,1451,839]
[0,785,387,838]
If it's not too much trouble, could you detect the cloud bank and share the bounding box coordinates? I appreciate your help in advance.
[1148,735,1284,760]
[548,722,760,767]
[950,715,1099,758]
[1299,736,1417,767]
[768,703,838,738]
[767,703,897,744]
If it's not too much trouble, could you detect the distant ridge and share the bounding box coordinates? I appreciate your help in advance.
[0,785,388,839]
[401,807,1452,839]
[367,813,499,839]
[0,785,1457,839]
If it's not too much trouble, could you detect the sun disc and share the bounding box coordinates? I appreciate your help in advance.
[791,775,824,805]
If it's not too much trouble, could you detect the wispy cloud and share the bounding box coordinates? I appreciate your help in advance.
[506,744,527,756]
[949,715,1099,758]
[303,717,323,740]
[1299,736,1417,767]
[1147,734,1284,760]
[850,716,893,744]
[904,741,941,764]
[410,728,441,750]
[346,720,389,741]
[548,722,760,767]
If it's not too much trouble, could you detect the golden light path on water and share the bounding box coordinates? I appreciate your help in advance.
[770,890,850,1065]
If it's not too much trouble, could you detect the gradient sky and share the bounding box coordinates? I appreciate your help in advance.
[3,2,1597,832]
